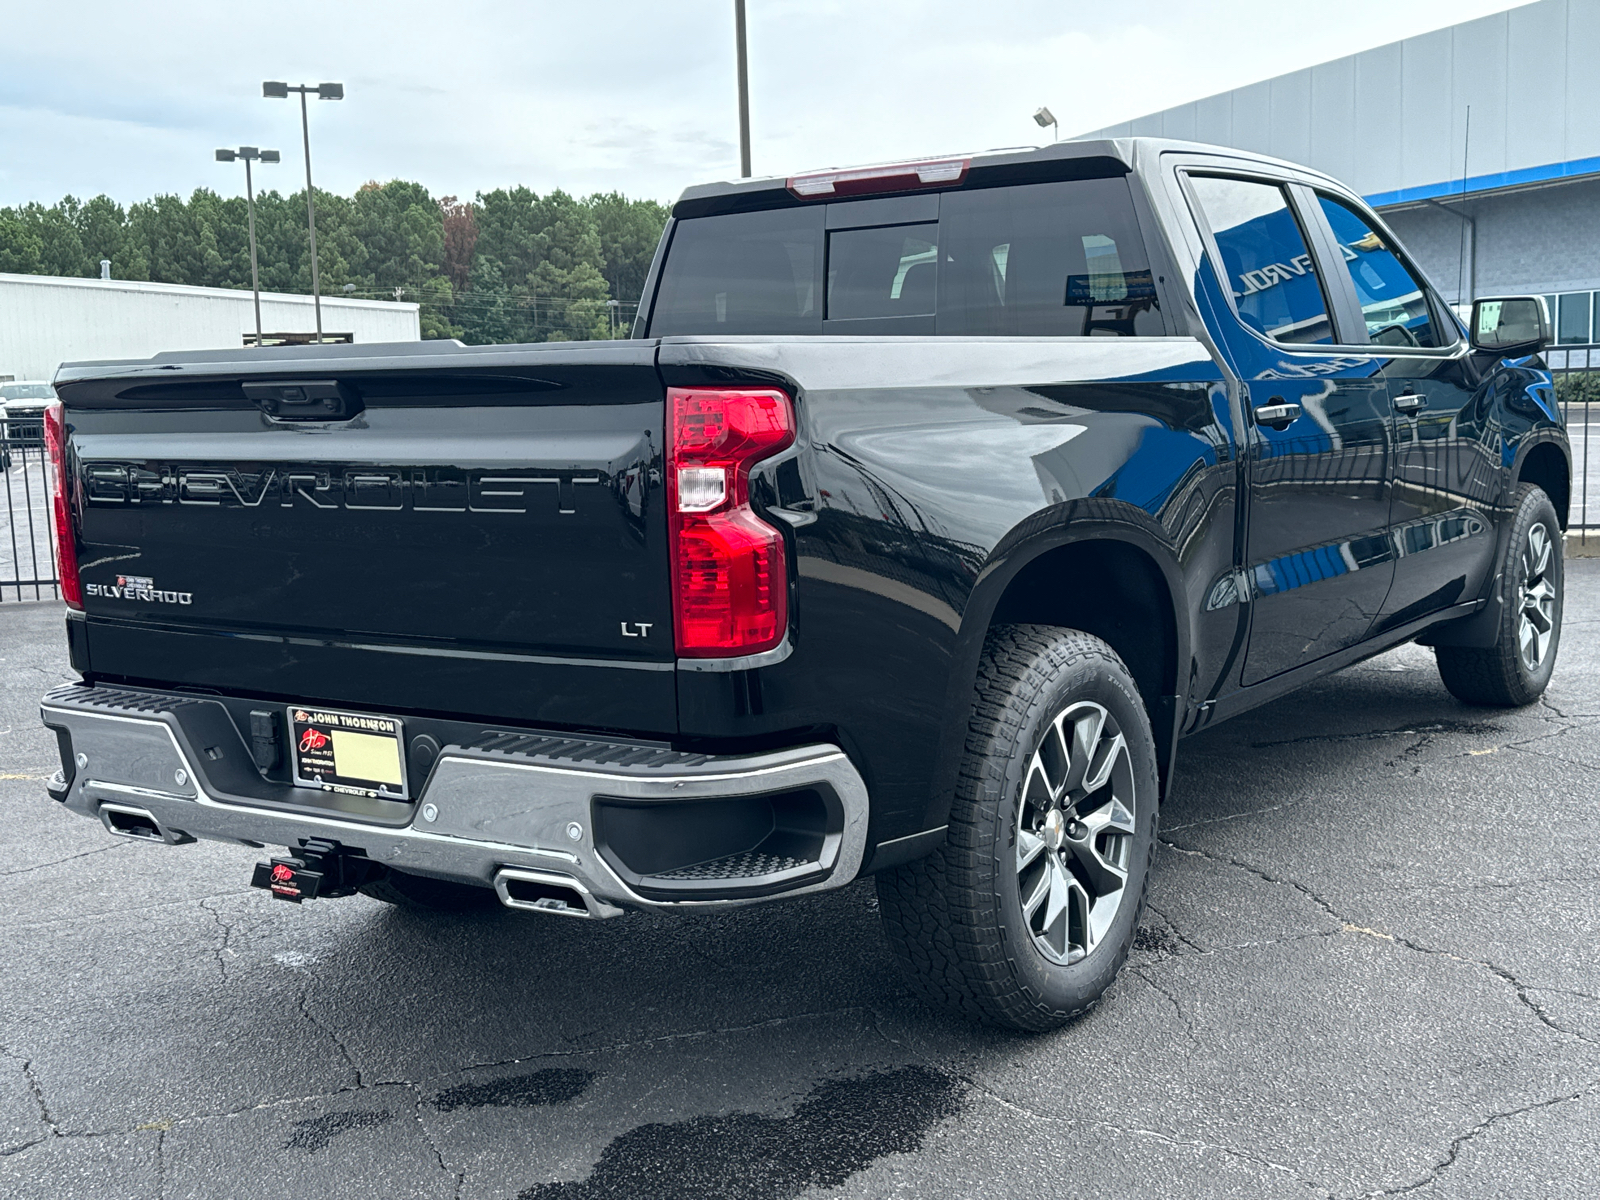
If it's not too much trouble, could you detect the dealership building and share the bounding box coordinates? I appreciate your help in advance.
[0,273,420,384]
[1077,0,1600,350]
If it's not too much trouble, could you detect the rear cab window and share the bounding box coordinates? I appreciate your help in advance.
[647,177,1168,338]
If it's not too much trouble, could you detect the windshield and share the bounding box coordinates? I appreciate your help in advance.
[0,383,54,401]
[648,177,1164,338]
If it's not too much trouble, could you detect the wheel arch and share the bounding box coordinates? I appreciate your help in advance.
[1515,438,1572,531]
[931,502,1190,821]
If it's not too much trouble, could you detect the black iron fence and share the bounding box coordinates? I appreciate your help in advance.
[1,415,59,603]
[1547,344,1597,544]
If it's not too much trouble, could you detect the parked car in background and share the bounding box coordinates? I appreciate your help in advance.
[0,381,57,468]
[37,139,1569,1031]
[1,380,56,436]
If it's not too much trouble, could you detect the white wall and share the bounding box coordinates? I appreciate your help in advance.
[0,273,421,382]
[1076,0,1600,201]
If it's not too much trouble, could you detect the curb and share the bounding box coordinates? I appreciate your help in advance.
[1567,533,1600,558]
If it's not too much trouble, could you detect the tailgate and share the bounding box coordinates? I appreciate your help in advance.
[56,342,676,733]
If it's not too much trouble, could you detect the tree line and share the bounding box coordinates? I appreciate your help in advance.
[0,182,670,343]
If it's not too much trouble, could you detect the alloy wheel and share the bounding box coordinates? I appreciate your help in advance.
[1519,521,1557,672]
[1015,701,1136,966]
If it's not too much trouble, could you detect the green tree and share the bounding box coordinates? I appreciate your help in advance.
[459,256,519,345]
[0,209,44,274]
[1,179,667,343]
[587,192,668,314]
[73,195,133,279]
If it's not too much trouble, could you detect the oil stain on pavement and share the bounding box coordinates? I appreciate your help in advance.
[282,1109,394,1152]
[433,1067,595,1113]
[516,1065,964,1200]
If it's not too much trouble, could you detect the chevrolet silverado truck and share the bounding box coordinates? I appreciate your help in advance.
[39,139,1569,1031]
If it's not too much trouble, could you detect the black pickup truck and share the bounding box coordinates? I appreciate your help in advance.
[39,139,1569,1030]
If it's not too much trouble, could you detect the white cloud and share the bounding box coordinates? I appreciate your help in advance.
[0,0,1534,207]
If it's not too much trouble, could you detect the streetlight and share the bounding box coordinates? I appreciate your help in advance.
[215,146,280,347]
[734,0,751,177]
[263,80,344,344]
[1033,106,1058,142]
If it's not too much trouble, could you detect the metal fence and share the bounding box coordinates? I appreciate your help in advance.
[1547,344,1597,544]
[1,417,59,603]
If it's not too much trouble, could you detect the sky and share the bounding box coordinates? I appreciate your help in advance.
[0,0,1535,209]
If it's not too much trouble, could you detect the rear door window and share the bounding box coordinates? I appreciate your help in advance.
[1316,195,1449,348]
[647,176,1166,338]
[1186,175,1334,345]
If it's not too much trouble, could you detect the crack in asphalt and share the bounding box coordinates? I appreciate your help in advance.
[1161,838,1600,1050]
[408,1083,465,1200]
[1359,1084,1600,1197]
[297,986,365,1090]
[0,842,127,878]
[1248,719,1503,751]
[21,1060,55,1136]
[0,1010,875,1158]
[0,889,258,934]
[1366,871,1600,896]
[1093,1123,1332,1197]
[446,1005,876,1077]
[868,1004,1323,1192]
[1161,797,1311,833]
[1501,741,1600,773]
[197,897,235,984]
[1129,967,1201,1050]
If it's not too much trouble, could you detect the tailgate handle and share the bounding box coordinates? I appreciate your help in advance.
[243,379,362,420]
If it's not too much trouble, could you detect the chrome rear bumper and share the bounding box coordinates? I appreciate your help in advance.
[40,685,869,915]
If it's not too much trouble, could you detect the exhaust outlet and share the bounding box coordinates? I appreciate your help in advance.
[494,868,611,919]
[98,803,194,845]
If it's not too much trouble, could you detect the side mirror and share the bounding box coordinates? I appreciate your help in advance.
[1470,296,1550,356]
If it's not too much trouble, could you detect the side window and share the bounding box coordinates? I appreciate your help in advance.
[1316,195,1447,348]
[649,207,824,337]
[1187,175,1333,345]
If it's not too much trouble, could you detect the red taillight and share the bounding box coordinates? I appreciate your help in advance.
[787,157,969,199]
[43,400,83,610]
[667,387,795,657]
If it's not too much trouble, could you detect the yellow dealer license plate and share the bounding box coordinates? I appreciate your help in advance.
[287,705,408,801]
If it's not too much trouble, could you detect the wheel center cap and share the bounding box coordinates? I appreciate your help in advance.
[1042,809,1066,850]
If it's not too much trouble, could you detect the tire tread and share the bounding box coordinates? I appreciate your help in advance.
[876,625,1154,1031]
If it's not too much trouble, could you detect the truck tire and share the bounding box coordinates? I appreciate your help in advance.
[360,868,502,914]
[876,625,1158,1031]
[1436,484,1564,707]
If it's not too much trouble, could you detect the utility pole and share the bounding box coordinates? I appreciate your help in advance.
[263,80,345,344]
[735,0,751,177]
[215,146,280,347]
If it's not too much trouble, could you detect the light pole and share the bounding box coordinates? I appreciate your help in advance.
[734,0,751,177]
[263,80,344,343]
[215,146,280,347]
[1033,107,1058,143]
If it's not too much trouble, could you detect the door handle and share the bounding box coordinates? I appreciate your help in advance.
[1393,390,1426,414]
[1253,401,1301,430]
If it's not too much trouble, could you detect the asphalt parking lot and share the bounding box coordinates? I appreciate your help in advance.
[1,561,1597,1199]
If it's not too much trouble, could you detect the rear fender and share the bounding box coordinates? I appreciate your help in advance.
[925,500,1190,828]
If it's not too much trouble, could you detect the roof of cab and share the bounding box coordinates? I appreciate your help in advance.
[672,136,1347,219]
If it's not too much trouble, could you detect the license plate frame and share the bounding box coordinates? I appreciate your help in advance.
[287,704,409,801]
